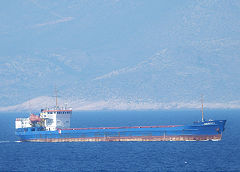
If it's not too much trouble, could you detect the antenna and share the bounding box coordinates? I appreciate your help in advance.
[201,95,204,122]
[53,85,58,108]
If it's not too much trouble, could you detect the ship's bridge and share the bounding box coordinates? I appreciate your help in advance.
[40,106,72,131]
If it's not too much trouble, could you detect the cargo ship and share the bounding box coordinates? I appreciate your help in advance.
[15,99,226,142]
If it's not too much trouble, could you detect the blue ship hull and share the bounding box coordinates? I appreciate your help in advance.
[15,120,226,142]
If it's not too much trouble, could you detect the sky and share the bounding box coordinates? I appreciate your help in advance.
[0,0,240,110]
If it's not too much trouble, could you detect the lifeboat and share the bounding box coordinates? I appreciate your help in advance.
[29,114,41,122]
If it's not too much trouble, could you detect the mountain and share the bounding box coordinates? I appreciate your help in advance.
[0,0,240,110]
[1,96,240,112]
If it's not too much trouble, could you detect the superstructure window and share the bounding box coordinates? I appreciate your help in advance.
[46,119,53,125]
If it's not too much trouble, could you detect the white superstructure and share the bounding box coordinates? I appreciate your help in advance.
[15,106,72,131]
[15,118,32,129]
[40,106,72,131]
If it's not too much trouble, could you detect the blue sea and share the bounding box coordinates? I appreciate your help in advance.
[0,110,239,172]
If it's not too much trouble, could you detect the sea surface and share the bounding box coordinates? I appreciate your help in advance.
[0,110,239,172]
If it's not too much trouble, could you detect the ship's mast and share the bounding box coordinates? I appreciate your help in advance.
[54,85,58,108]
[201,95,204,122]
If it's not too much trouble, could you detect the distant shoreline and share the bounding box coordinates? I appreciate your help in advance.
[1,107,240,113]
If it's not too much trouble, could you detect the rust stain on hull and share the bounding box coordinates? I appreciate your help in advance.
[25,135,222,142]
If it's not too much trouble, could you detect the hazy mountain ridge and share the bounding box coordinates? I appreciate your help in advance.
[0,0,239,109]
[1,96,240,112]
